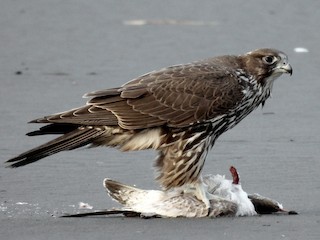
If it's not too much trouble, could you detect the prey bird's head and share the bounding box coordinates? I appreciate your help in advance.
[241,48,292,85]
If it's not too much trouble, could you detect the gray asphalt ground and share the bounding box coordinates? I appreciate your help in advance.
[1,0,319,239]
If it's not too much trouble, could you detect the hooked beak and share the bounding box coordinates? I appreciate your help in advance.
[277,63,293,76]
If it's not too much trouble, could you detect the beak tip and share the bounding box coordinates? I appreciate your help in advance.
[283,63,293,76]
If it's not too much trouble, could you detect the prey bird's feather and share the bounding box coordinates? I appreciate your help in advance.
[60,166,297,218]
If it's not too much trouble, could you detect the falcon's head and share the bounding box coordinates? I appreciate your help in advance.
[241,48,292,85]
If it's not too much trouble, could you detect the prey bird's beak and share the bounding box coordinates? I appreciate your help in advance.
[279,63,293,76]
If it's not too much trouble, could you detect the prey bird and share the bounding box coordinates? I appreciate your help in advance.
[5,48,292,207]
[103,166,257,218]
[62,166,297,218]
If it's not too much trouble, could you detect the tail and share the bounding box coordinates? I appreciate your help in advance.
[103,178,158,208]
[6,123,163,168]
[5,124,105,168]
[104,178,143,205]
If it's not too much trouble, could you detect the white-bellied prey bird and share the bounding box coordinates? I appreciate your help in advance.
[104,166,257,218]
[61,166,297,218]
[5,48,292,208]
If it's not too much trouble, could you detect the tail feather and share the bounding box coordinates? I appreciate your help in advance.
[5,127,104,168]
[26,123,79,136]
[103,178,152,206]
[103,178,143,205]
[5,123,162,168]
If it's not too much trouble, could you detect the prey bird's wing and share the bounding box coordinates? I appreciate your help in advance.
[60,209,141,218]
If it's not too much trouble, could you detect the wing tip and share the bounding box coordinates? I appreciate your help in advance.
[28,118,48,124]
[4,156,33,168]
[4,163,16,168]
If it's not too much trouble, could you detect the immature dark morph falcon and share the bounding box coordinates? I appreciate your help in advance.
[6,48,292,205]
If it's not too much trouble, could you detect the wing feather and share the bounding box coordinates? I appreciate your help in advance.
[31,58,244,130]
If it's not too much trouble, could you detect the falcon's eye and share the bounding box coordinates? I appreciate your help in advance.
[262,55,277,65]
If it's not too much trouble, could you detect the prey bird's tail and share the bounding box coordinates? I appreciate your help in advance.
[5,124,105,168]
[104,178,164,210]
[104,178,147,206]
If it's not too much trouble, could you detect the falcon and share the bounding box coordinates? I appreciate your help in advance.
[5,48,292,207]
